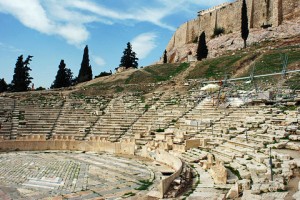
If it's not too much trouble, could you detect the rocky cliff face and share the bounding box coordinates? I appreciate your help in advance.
[163,0,300,63]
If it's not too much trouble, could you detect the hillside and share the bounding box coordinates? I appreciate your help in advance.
[1,33,300,200]
[74,34,300,97]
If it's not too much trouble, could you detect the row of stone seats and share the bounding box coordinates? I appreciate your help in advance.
[53,96,106,140]
[125,92,194,145]
[0,97,15,139]
[90,95,145,142]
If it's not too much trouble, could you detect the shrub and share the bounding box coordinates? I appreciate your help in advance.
[213,27,225,37]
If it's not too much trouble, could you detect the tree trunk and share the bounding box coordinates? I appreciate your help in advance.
[243,39,247,48]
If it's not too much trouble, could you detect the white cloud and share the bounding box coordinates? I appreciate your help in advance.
[93,56,106,67]
[0,0,53,33]
[131,32,157,60]
[0,42,23,52]
[57,24,89,46]
[0,0,233,46]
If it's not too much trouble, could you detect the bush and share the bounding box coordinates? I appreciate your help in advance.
[95,71,112,78]
[35,86,46,91]
[213,27,225,37]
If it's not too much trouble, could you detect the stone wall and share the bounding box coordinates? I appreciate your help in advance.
[141,148,183,198]
[156,150,183,198]
[0,137,136,155]
[166,0,299,55]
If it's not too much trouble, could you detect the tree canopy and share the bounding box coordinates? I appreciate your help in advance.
[196,32,208,61]
[163,50,168,64]
[77,45,92,83]
[0,78,7,93]
[11,55,33,92]
[119,42,138,69]
[51,60,73,89]
[241,0,249,48]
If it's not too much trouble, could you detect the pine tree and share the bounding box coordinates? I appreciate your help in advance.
[196,32,208,61]
[119,42,138,69]
[77,45,92,83]
[241,0,249,48]
[163,50,168,64]
[0,78,7,93]
[51,60,73,89]
[11,55,33,92]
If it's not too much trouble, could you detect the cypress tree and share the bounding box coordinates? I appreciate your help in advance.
[241,0,249,48]
[0,78,7,93]
[163,50,168,64]
[77,45,92,83]
[196,32,208,61]
[51,60,73,89]
[119,42,138,69]
[11,55,33,92]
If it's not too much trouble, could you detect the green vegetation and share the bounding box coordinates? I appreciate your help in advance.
[119,42,138,69]
[163,49,168,64]
[187,53,248,79]
[122,192,135,197]
[77,45,93,83]
[18,111,25,120]
[212,27,225,38]
[126,62,189,84]
[226,166,242,180]
[183,165,200,199]
[241,0,249,48]
[243,49,300,76]
[144,62,189,82]
[156,128,165,132]
[115,86,124,93]
[135,180,153,190]
[11,55,33,92]
[286,73,300,90]
[51,60,73,89]
[144,104,150,111]
[0,78,8,93]
[280,105,298,112]
[197,31,208,61]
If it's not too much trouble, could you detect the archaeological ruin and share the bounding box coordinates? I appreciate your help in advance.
[0,0,300,200]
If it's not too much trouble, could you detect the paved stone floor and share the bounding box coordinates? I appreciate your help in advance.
[0,151,159,200]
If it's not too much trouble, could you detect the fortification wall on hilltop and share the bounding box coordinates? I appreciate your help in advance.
[166,0,299,53]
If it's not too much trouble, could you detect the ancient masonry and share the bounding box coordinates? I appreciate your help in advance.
[166,0,299,53]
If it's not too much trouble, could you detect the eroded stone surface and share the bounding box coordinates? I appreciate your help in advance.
[0,151,162,199]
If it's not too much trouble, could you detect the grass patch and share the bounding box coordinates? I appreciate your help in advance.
[122,192,135,197]
[144,104,150,111]
[187,53,248,79]
[115,86,124,93]
[135,180,153,190]
[280,105,298,112]
[126,63,190,84]
[286,73,300,90]
[242,49,300,77]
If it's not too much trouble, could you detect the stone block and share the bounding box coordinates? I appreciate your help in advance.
[237,179,251,191]
[226,184,239,199]
[241,190,261,200]
[251,183,261,194]
[260,183,270,193]
[293,191,300,200]
[276,153,291,161]
[289,135,300,141]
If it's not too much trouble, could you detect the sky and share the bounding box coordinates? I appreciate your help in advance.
[0,0,233,88]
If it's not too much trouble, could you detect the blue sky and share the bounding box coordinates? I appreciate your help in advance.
[0,0,232,88]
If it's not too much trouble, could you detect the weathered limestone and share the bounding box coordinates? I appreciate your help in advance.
[165,0,299,63]
[210,161,228,185]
